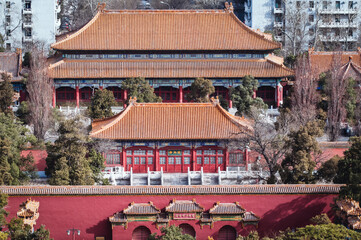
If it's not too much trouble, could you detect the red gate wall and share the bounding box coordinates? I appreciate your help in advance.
[5,193,337,240]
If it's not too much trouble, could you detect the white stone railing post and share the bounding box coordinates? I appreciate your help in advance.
[187,167,191,185]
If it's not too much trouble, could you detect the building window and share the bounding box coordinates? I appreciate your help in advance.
[348,29,353,37]
[296,1,301,8]
[126,148,154,165]
[335,15,340,23]
[5,43,11,50]
[160,157,166,165]
[309,1,314,8]
[6,1,11,8]
[349,1,354,9]
[195,149,224,165]
[154,87,178,103]
[309,28,314,35]
[184,157,190,164]
[323,1,327,9]
[336,1,340,9]
[106,86,122,100]
[106,153,121,165]
[56,87,75,100]
[23,14,32,23]
[24,28,32,37]
[6,30,11,37]
[309,15,314,22]
[229,152,244,166]
[5,16,10,25]
[24,1,31,9]
[335,29,340,36]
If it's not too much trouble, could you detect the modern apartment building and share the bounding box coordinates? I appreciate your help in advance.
[0,0,61,51]
[244,0,360,52]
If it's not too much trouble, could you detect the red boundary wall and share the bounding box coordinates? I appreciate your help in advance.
[5,193,337,240]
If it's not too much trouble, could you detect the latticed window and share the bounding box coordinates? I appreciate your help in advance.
[229,152,244,166]
[126,148,154,165]
[195,148,224,165]
[106,153,121,165]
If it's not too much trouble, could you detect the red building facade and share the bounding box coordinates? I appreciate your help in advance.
[49,3,293,108]
[90,99,252,173]
[1,185,339,240]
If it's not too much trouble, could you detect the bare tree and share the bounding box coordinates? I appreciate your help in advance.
[326,52,348,141]
[27,44,53,140]
[236,108,291,183]
[291,54,319,125]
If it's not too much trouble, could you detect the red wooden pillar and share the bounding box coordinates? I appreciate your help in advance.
[244,148,249,171]
[276,85,282,108]
[76,86,80,108]
[100,86,103,90]
[155,146,159,171]
[179,86,183,103]
[253,90,257,99]
[225,148,229,171]
[52,86,56,108]
[228,100,232,109]
[192,146,196,171]
[122,147,127,171]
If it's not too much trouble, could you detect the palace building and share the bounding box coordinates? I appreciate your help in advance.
[49,3,292,108]
[90,98,252,174]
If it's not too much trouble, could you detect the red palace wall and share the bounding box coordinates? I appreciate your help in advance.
[5,192,337,240]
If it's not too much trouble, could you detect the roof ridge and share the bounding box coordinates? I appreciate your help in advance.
[52,11,102,49]
[103,9,226,14]
[214,103,253,133]
[90,103,133,136]
[228,12,280,50]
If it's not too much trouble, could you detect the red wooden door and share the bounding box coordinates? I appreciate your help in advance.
[132,226,151,240]
[218,226,237,240]
[174,157,182,172]
[167,157,175,172]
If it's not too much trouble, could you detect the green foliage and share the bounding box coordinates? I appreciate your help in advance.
[335,137,361,202]
[345,77,357,124]
[236,231,260,240]
[284,55,297,69]
[15,101,30,124]
[280,121,323,184]
[0,194,8,230]
[0,113,37,185]
[22,52,31,68]
[122,77,162,103]
[310,213,332,225]
[149,225,195,240]
[88,89,115,119]
[316,155,341,182]
[7,219,52,240]
[46,118,105,185]
[0,72,14,114]
[231,75,266,116]
[283,223,361,239]
[186,78,215,102]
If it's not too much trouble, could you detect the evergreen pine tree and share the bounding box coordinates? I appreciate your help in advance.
[231,75,266,116]
[0,72,14,114]
[88,89,116,119]
[122,77,162,103]
[186,78,215,102]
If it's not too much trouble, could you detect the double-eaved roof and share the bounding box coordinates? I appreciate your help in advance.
[90,98,252,140]
[49,55,293,79]
[52,6,280,51]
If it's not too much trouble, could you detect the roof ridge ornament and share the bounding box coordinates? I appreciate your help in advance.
[224,2,234,13]
[129,97,137,105]
[210,96,220,105]
[97,3,106,12]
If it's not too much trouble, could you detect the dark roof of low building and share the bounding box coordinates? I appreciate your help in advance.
[123,202,160,215]
[209,202,245,214]
[243,212,260,222]
[166,199,204,213]
[109,212,127,223]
